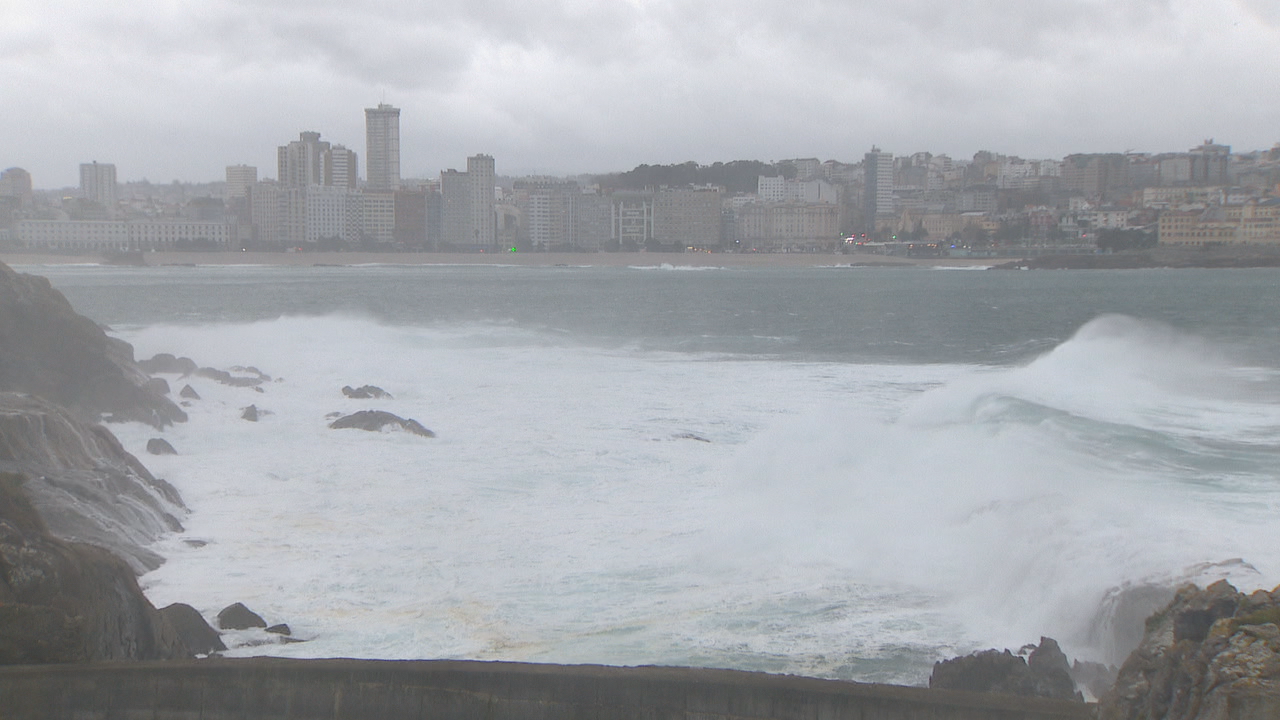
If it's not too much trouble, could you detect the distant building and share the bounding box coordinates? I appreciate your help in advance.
[365,103,401,191]
[79,162,118,210]
[15,218,231,251]
[1188,139,1231,186]
[1158,198,1280,246]
[468,154,496,249]
[653,187,723,249]
[0,167,33,207]
[864,147,894,232]
[278,132,329,188]
[325,145,359,189]
[225,165,258,200]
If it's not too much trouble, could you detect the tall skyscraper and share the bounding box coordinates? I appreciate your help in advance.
[863,147,894,232]
[79,161,118,209]
[365,103,400,191]
[467,154,496,248]
[278,131,330,187]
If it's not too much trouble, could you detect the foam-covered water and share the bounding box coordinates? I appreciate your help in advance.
[27,263,1280,685]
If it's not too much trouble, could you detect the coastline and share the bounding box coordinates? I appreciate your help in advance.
[0,250,994,270]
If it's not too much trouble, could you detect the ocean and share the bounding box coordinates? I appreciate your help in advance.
[24,261,1280,686]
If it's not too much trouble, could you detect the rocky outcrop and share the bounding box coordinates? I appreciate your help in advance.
[328,410,434,438]
[179,384,201,400]
[0,261,186,429]
[0,472,188,663]
[0,392,186,573]
[1099,580,1280,720]
[342,385,392,399]
[146,438,178,455]
[218,602,267,630]
[138,353,198,376]
[159,603,225,655]
[930,637,1082,701]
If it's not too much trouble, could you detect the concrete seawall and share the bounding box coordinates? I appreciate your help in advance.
[0,658,1092,719]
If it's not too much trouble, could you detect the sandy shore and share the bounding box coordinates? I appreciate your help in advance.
[1,250,994,269]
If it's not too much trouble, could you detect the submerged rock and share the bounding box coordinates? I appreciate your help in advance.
[328,410,434,437]
[929,637,1082,701]
[217,603,267,630]
[342,384,392,399]
[199,367,263,388]
[146,438,178,456]
[265,623,292,636]
[240,405,271,422]
[179,384,201,400]
[0,261,186,428]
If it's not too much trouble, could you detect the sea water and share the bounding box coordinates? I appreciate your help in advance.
[25,262,1280,685]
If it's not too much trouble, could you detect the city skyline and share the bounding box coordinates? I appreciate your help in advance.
[4,0,1279,188]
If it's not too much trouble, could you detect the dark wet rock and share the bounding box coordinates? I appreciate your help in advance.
[0,472,188,663]
[138,353,198,376]
[217,603,267,630]
[930,637,1082,701]
[0,392,185,573]
[328,410,434,438]
[265,623,292,636]
[1070,659,1118,702]
[342,384,392,399]
[198,367,263,388]
[144,377,171,396]
[240,405,271,422]
[179,384,201,400]
[159,603,226,655]
[1099,580,1280,720]
[146,438,177,456]
[231,366,272,382]
[0,261,186,429]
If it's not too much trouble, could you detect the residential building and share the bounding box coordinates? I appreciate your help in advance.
[325,145,359,189]
[653,187,723,249]
[864,147,894,231]
[467,154,496,249]
[79,161,118,210]
[224,165,257,200]
[278,132,329,187]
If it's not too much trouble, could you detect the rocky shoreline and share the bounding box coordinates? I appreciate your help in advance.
[3,257,1280,718]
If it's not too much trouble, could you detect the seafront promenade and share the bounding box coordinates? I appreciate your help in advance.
[0,658,1092,720]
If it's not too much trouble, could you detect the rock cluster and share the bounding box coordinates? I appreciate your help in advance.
[342,384,392,399]
[930,637,1082,701]
[1099,580,1280,720]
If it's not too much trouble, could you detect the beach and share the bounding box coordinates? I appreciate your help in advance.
[0,250,993,269]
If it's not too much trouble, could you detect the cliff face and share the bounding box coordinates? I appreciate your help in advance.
[1099,580,1280,720]
[0,261,186,429]
[0,472,187,663]
[0,260,194,663]
[0,392,185,573]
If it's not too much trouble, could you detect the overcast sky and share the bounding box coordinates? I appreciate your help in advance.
[4,0,1279,188]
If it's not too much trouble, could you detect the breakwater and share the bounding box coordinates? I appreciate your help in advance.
[0,658,1091,719]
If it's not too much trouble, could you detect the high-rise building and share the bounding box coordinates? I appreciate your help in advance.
[365,103,401,191]
[225,165,258,199]
[467,154,496,249]
[79,161,118,209]
[440,169,471,249]
[863,147,894,231]
[0,167,33,205]
[324,145,359,189]
[278,132,329,187]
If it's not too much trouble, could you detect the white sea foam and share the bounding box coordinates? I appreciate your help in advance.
[114,313,1280,684]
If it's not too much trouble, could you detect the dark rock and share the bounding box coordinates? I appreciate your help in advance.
[673,432,711,442]
[217,603,267,630]
[328,410,434,438]
[158,603,226,655]
[146,438,177,456]
[264,623,291,636]
[0,392,186,573]
[179,384,201,400]
[240,405,261,422]
[0,261,187,428]
[0,472,188,663]
[198,367,263,388]
[1070,660,1118,701]
[1099,580,1280,720]
[144,377,170,395]
[231,366,272,381]
[930,637,1082,701]
[137,353,198,375]
[342,385,392,399]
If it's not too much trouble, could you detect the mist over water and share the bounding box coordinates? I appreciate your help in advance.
[29,264,1280,684]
